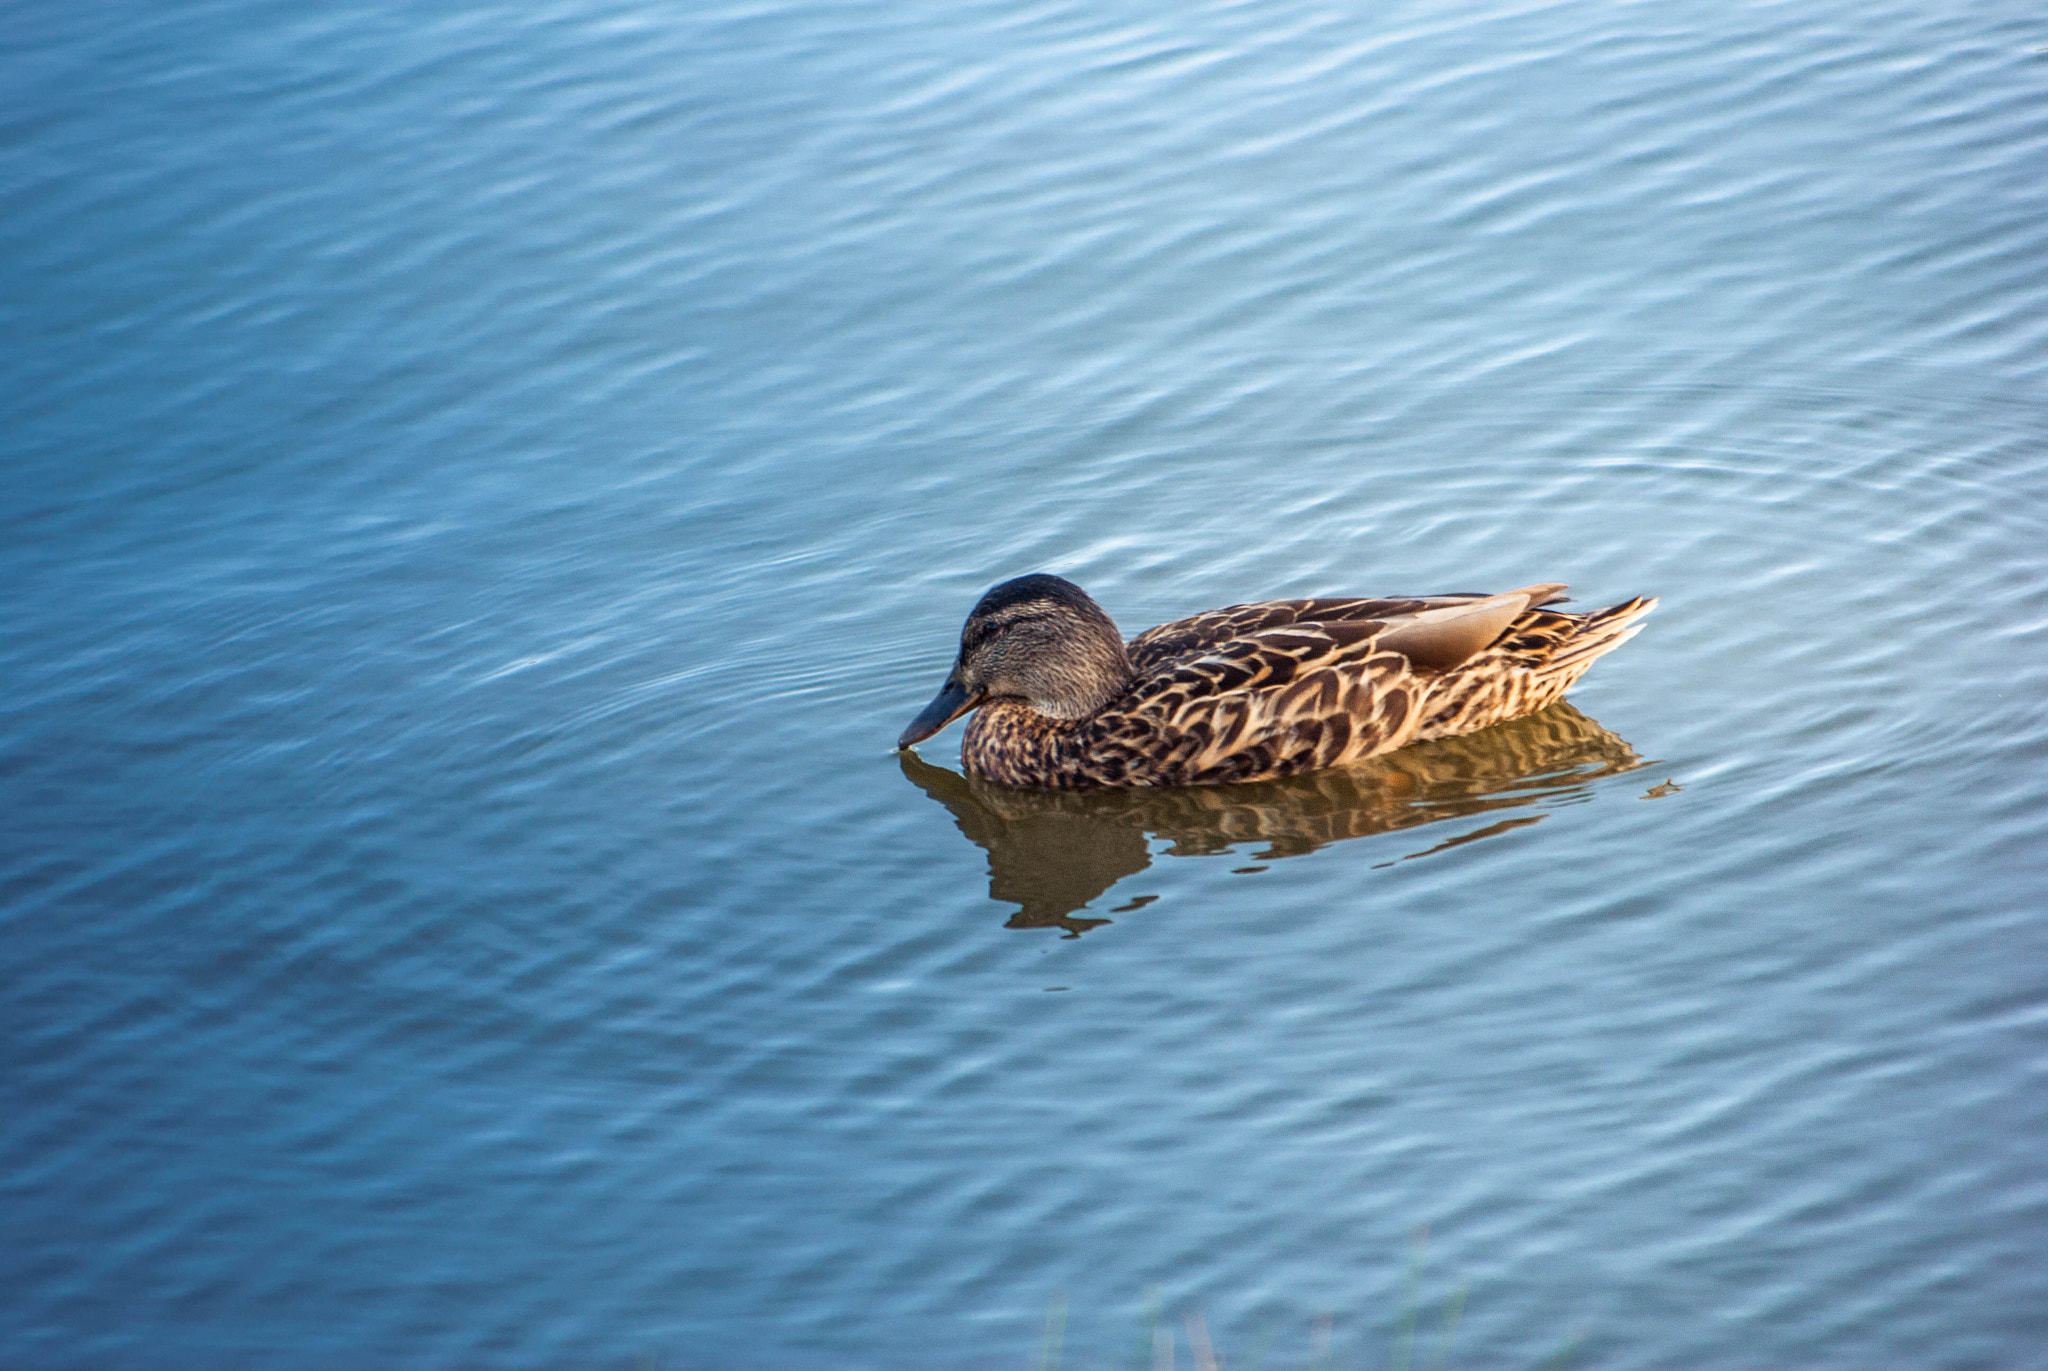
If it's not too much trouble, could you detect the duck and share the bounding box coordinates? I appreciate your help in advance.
[897,574,1656,788]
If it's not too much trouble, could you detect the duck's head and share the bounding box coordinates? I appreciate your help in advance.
[898,574,1133,748]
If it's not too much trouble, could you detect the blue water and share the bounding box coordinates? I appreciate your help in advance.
[5,0,2048,1367]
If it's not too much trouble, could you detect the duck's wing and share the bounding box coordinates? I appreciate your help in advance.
[1125,587,1569,673]
[1093,589,1562,785]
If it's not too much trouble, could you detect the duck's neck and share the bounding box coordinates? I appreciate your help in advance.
[962,699,1089,788]
[1024,639,1132,720]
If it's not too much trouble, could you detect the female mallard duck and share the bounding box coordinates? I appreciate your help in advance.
[898,574,1656,788]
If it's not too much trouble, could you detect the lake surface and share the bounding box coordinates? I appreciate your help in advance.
[4,0,2047,1367]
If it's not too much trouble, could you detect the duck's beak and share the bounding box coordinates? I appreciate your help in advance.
[898,677,984,749]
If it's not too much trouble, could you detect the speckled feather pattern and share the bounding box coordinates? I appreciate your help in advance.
[960,593,1656,789]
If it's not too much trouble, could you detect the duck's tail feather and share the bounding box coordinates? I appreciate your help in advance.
[1547,595,1658,671]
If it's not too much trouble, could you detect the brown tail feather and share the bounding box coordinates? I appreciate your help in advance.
[1546,596,1658,671]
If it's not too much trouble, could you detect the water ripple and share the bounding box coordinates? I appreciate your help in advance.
[5,0,2048,1366]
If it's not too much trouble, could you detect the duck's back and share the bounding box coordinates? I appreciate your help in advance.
[1124,593,1510,673]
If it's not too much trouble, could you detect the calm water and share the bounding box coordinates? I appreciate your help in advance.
[5,0,2047,1367]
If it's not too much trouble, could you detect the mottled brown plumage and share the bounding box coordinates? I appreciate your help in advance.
[898,573,1656,789]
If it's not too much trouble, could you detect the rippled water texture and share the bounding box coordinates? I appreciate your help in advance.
[5,0,2047,1367]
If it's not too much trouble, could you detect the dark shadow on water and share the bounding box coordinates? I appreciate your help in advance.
[900,702,1653,935]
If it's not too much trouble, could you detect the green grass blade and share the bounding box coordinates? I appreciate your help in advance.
[1534,1323,1587,1371]
[1392,1227,1429,1371]
[1133,1286,1163,1371]
[1037,1290,1067,1371]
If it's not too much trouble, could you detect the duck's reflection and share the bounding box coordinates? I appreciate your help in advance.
[901,702,1651,934]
